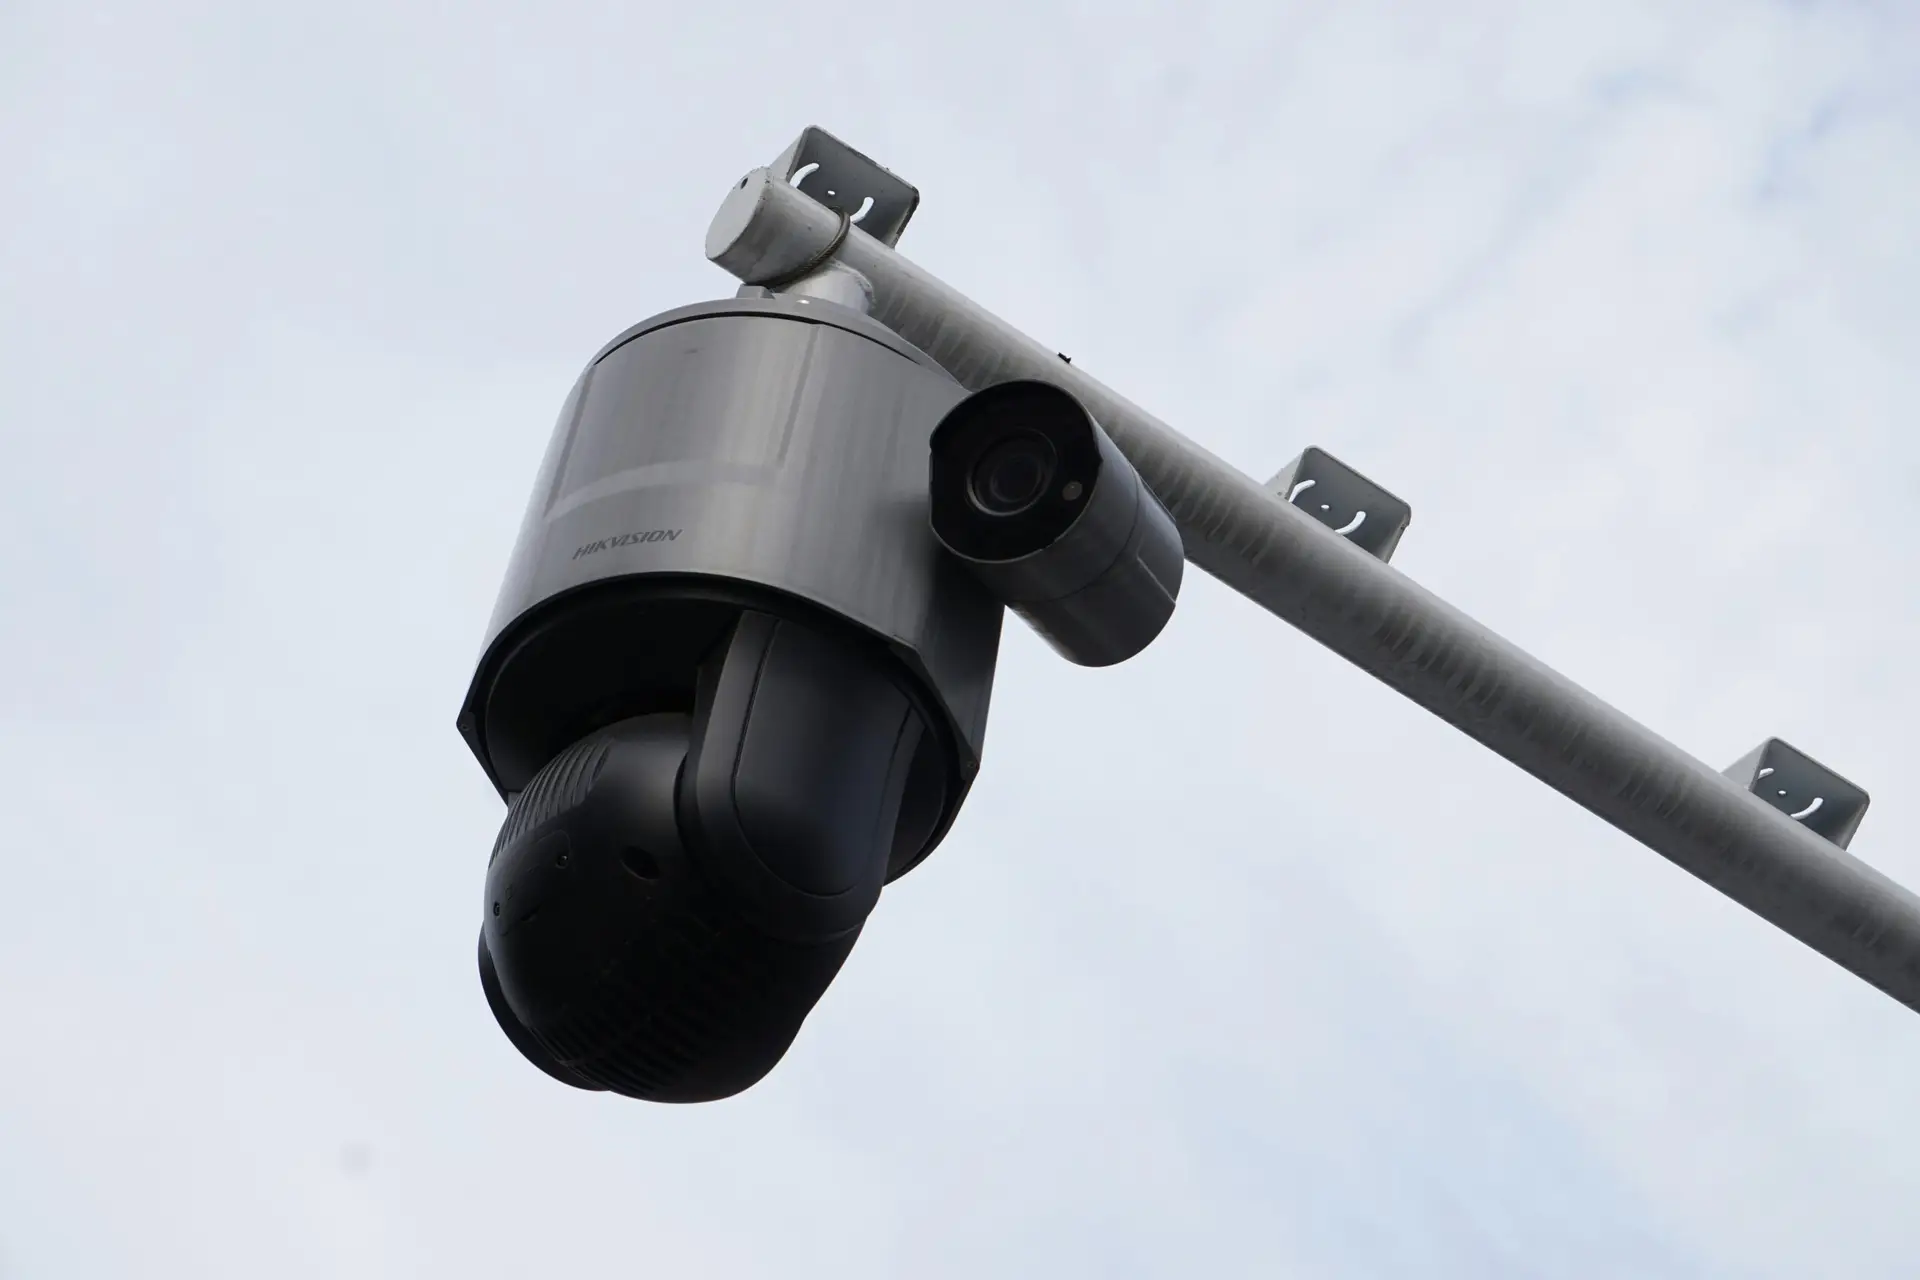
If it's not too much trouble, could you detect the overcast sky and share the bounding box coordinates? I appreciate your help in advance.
[5,1,1920,1276]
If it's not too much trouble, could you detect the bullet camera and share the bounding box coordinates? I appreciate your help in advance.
[459,297,1180,1102]
[928,380,1183,667]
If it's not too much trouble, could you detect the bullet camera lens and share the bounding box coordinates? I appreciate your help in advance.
[969,432,1057,516]
[930,381,1105,565]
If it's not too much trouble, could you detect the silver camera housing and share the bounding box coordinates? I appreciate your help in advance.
[460,295,1003,871]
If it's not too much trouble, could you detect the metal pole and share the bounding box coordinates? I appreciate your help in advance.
[707,167,1920,1016]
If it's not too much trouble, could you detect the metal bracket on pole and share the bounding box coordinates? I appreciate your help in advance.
[767,127,920,249]
[1266,447,1412,565]
[705,126,1920,1020]
[1724,739,1870,851]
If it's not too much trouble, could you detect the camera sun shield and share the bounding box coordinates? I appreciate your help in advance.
[929,381,1183,667]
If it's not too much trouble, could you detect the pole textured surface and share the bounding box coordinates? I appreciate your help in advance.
[708,169,1920,1016]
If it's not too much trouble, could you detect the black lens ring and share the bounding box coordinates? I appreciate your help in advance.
[967,431,1058,517]
[929,382,1103,564]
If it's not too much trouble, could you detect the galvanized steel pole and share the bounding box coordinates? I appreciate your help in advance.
[706,161,1920,1016]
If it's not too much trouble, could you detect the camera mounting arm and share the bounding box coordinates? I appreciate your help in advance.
[706,128,1920,1019]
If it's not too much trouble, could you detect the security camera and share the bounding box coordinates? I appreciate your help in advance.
[456,120,1920,1098]
[928,380,1183,667]
[458,295,1007,1102]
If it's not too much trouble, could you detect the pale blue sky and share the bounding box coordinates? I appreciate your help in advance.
[4,2,1920,1276]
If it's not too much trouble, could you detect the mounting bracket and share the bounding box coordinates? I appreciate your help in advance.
[1265,447,1412,564]
[767,126,920,249]
[1724,738,1870,851]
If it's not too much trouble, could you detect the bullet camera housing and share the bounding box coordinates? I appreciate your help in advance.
[929,380,1183,667]
[459,296,1004,1102]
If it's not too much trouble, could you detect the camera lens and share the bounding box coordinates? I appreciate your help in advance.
[968,432,1056,516]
